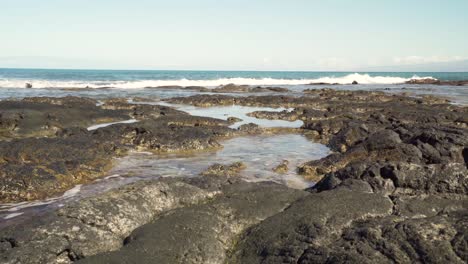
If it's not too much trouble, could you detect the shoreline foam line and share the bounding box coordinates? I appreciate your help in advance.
[0,74,435,89]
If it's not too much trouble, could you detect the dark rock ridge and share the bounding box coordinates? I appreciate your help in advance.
[308,82,340,85]
[144,85,210,92]
[308,81,358,85]
[167,89,450,107]
[143,84,290,93]
[212,83,290,93]
[406,78,468,86]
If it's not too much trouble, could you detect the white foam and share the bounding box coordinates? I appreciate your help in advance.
[307,73,435,85]
[0,74,436,89]
[87,119,139,131]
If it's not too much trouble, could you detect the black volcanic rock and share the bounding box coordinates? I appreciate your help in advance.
[0,90,466,263]
[406,78,468,86]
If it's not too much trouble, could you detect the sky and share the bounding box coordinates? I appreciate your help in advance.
[1,0,468,70]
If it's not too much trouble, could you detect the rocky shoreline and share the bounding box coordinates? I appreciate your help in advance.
[0,89,467,263]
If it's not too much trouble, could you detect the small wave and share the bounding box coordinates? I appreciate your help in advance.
[307,73,434,85]
[0,74,436,89]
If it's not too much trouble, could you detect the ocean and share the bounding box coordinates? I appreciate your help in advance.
[0,68,467,104]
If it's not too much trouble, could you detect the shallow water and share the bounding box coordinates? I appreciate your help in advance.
[0,134,329,227]
[110,134,329,188]
[154,101,304,128]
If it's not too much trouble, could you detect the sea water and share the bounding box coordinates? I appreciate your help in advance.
[1,69,467,104]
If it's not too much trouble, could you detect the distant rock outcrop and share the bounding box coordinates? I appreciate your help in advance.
[406,78,468,86]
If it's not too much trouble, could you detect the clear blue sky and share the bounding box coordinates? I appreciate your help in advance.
[1,0,467,70]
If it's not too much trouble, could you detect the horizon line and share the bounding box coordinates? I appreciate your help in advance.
[1,67,467,73]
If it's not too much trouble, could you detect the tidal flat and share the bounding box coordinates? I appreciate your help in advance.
[0,86,467,263]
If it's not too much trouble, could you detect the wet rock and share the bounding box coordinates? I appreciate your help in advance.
[25,83,32,88]
[352,80,359,85]
[237,123,261,133]
[212,83,250,93]
[250,86,290,93]
[273,160,289,174]
[247,109,299,121]
[227,116,242,123]
[130,96,160,103]
[200,162,246,177]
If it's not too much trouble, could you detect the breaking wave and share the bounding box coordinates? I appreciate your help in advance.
[0,73,435,89]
